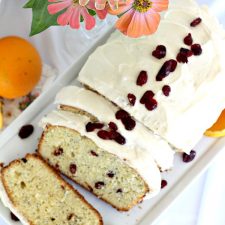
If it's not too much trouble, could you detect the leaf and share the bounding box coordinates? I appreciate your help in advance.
[87,9,96,17]
[28,0,64,36]
[23,0,36,8]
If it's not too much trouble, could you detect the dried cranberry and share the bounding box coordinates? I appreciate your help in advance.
[152,45,167,59]
[162,85,171,96]
[115,133,126,145]
[10,212,19,222]
[140,91,155,104]
[127,93,136,106]
[86,122,104,132]
[184,33,193,46]
[121,117,136,131]
[116,188,123,193]
[136,71,148,86]
[161,180,167,189]
[183,150,196,163]
[108,130,119,140]
[90,150,98,157]
[156,60,177,81]
[108,122,118,131]
[21,158,27,163]
[145,98,158,111]
[18,124,34,139]
[53,147,63,156]
[97,130,110,140]
[176,52,188,63]
[107,171,115,178]
[191,44,202,56]
[190,17,202,27]
[115,109,130,120]
[180,48,193,57]
[95,181,105,189]
[69,163,77,174]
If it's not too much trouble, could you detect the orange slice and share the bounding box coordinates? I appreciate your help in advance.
[205,109,225,137]
[0,101,3,129]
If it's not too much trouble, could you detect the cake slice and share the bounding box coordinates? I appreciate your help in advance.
[0,154,102,225]
[55,86,174,171]
[78,1,225,153]
[38,109,161,211]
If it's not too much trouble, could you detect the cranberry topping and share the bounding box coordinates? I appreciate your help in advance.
[108,122,118,131]
[10,212,19,222]
[191,44,202,56]
[145,98,158,111]
[116,188,123,193]
[86,122,104,132]
[140,91,155,104]
[136,71,148,86]
[115,133,126,145]
[183,150,196,163]
[127,93,136,106]
[115,109,129,120]
[90,150,98,157]
[95,181,105,189]
[107,171,115,178]
[69,163,77,174]
[97,130,110,140]
[190,17,202,27]
[18,124,34,139]
[184,33,193,46]
[53,147,63,156]
[176,52,188,63]
[161,180,167,189]
[121,117,136,131]
[162,85,171,96]
[152,45,167,59]
[180,48,193,57]
[156,59,177,81]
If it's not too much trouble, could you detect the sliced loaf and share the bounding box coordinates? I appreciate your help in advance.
[0,154,102,225]
[38,121,161,211]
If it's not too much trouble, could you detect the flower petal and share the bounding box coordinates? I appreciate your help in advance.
[108,0,119,10]
[107,0,133,15]
[151,0,169,12]
[115,9,135,35]
[70,7,81,29]
[144,9,160,34]
[126,9,160,37]
[79,0,90,6]
[57,6,73,26]
[47,0,72,15]
[88,0,108,19]
[95,0,107,10]
[80,8,96,30]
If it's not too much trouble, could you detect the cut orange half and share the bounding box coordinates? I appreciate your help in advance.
[205,109,225,137]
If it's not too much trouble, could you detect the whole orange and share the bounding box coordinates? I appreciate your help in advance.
[0,36,42,99]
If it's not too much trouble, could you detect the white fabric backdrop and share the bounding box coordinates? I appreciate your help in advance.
[0,0,225,225]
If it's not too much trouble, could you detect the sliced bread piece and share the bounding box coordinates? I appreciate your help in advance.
[0,154,102,225]
[38,122,161,211]
[55,86,174,171]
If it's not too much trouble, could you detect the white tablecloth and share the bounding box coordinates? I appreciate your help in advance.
[0,0,225,225]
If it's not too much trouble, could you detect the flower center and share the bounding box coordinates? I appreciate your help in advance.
[133,0,152,13]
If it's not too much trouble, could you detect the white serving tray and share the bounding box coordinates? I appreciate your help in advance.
[0,24,224,225]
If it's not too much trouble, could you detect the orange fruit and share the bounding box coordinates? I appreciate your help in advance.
[205,109,225,137]
[0,36,42,99]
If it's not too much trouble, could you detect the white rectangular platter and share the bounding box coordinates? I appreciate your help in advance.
[0,23,225,225]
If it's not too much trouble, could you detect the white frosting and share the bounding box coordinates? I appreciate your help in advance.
[78,0,225,153]
[55,86,174,171]
[40,110,161,197]
[0,177,28,225]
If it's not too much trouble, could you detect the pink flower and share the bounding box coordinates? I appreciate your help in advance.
[48,0,108,30]
[108,0,168,38]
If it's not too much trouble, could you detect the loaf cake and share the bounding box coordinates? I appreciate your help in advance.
[55,86,175,171]
[39,109,161,211]
[0,154,102,225]
[78,0,225,153]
